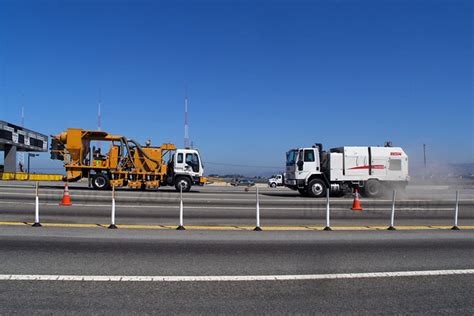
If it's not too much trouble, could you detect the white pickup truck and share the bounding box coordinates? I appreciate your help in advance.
[268,174,284,188]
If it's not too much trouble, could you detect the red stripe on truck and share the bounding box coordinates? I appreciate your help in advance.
[349,165,385,170]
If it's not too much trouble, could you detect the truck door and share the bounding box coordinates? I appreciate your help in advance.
[185,152,201,175]
[174,152,185,173]
[298,149,318,180]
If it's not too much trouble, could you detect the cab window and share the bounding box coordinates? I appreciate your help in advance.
[304,150,315,162]
[177,153,183,163]
[186,153,200,172]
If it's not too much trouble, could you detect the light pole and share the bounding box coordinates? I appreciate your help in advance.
[27,153,39,175]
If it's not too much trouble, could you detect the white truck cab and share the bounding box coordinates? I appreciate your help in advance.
[285,143,409,197]
[268,174,284,188]
[169,149,205,191]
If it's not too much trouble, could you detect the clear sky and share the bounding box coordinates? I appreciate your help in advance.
[1,0,472,175]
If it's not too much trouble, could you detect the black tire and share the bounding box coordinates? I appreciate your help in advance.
[92,174,110,190]
[364,179,383,198]
[175,176,192,192]
[298,188,309,197]
[307,179,327,198]
[270,182,277,188]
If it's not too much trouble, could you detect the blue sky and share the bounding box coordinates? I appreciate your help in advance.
[1,0,472,175]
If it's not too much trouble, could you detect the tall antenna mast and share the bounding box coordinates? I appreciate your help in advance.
[97,92,102,150]
[98,100,101,131]
[184,87,190,149]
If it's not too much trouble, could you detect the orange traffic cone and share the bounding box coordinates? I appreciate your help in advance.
[60,182,72,206]
[351,188,363,211]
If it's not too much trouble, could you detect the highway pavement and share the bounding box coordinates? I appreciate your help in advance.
[0,226,473,314]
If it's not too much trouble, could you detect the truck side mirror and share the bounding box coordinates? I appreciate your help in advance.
[297,160,304,170]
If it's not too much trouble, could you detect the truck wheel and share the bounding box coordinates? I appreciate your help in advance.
[364,179,383,198]
[175,177,191,192]
[270,182,277,188]
[307,179,326,198]
[92,174,110,190]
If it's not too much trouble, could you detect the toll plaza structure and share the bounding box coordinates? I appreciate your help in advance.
[0,120,49,176]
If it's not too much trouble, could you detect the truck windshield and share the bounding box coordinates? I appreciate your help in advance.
[286,150,298,166]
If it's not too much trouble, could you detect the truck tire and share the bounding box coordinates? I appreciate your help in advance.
[175,176,192,192]
[364,179,383,198]
[307,179,326,198]
[92,174,110,190]
[270,182,277,188]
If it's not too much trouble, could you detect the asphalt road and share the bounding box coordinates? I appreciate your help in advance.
[0,182,473,227]
[0,226,473,314]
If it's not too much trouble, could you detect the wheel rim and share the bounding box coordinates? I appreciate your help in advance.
[311,183,324,195]
[95,177,106,188]
[178,179,189,190]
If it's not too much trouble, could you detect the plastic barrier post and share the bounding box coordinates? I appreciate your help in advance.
[387,190,396,230]
[254,187,262,231]
[177,185,185,230]
[32,181,42,227]
[108,185,118,229]
[323,188,332,231]
[451,190,460,230]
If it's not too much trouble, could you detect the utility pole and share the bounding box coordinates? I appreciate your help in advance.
[184,87,190,149]
[97,91,102,150]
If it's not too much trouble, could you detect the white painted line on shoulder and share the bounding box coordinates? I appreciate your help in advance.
[0,269,473,282]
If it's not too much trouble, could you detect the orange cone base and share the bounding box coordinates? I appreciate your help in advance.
[351,206,363,211]
[60,199,72,206]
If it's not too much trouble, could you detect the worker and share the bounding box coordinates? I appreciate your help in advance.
[93,148,101,159]
[93,148,104,166]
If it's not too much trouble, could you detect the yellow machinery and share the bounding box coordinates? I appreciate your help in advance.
[50,128,205,191]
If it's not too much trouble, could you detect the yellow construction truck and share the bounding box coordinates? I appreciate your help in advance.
[50,128,206,192]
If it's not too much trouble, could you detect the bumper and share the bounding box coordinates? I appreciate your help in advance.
[286,179,307,189]
[193,176,207,185]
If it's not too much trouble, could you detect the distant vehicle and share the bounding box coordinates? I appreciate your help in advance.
[268,174,284,188]
[285,143,409,198]
[231,179,255,187]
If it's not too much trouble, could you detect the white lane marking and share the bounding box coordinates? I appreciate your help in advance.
[0,269,473,282]
[0,200,457,211]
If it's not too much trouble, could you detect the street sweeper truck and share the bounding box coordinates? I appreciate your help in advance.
[284,143,409,197]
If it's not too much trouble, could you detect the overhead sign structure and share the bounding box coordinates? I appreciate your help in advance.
[0,120,48,172]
